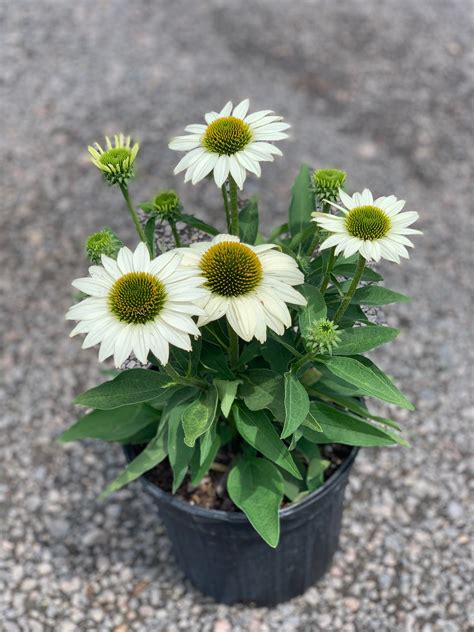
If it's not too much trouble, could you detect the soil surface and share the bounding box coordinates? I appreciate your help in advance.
[144,444,352,512]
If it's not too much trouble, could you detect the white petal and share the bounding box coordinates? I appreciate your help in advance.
[360,189,373,205]
[101,255,121,280]
[244,109,274,124]
[214,155,230,187]
[71,277,109,297]
[149,250,181,279]
[98,333,117,362]
[228,155,246,189]
[113,324,134,367]
[390,211,419,228]
[384,199,406,217]
[132,327,150,364]
[253,131,289,141]
[232,98,250,119]
[158,320,192,350]
[191,152,219,184]
[132,242,150,272]
[184,124,207,134]
[319,234,346,251]
[160,310,201,336]
[226,297,256,341]
[343,237,364,258]
[168,135,202,151]
[236,150,261,177]
[339,189,357,210]
[249,115,284,129]
[173,147,206,174]
[205,111,219,125]
[219,101,233,117]
[212,233,241,244]
[116,247,134,274]
[252,121,290,133]
[359,240,373,261]
[247,141,283,158]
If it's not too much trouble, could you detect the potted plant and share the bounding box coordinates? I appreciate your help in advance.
[60,100,421,606]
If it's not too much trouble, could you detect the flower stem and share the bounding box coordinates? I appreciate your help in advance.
[163,363,206,390]
[229,176,240,237]
[292,352,314,372]
[307,231,320,257]
[170,221,182,247]
[221,183,231,232]
[333,254,366,324]
[228,323,239,368]
[119,184,148,248]
[320,247,336,294]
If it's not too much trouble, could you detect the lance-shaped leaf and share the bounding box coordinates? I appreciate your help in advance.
[214,379,241,418]
[240,369,285,421]
[288,164,315,238]
[58,403,159,443]
[320,355,414,409]
[298,284,327,337]
[239,196,259,244]
[351,286,411,306]
[334,326,399,355]
[182,385,218,448]
[228,457,284,548]
[74,369,170,409]
[282,371,310,439]
[101,421,168,497]
[233,403,302,479]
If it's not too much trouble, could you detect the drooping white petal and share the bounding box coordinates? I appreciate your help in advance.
[173,147,206,174]
[213,155,230,187]
[184,124,207,134]
[168,135,202,151]
[228,155,246,189]
[113,324,134,367]
[191,152,219,184]
[71,277,110,297]
[236,150,261,177]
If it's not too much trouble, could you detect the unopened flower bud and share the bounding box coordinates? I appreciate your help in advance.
[306,318,341,355]
[85,228,123,264]
[88,134,139,186]
[312,168,346,204]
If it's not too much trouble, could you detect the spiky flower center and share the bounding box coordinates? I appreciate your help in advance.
[99,147,131,168]
[200,242,263,297]
[314,168,346,189]
[306,318,340,354]
[108,272,167,324]
[345,205,391,241]
[203,117,253,155]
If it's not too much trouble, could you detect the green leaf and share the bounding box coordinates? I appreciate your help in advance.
[144,216,156,257]
[182,386,219,448]
[171,338,202,376]
[191,434,221,485]
[101,421,168,497]
[282,371,310,439]
[74,369,170,410]
[334,326,400,355]
[303,402,408,446]
[351,286,412,306]
[240,369,285,421]
[307,455,330,492]
[227,457,284,547]
[233,404,302,479]
[261,336,294,373]
[333,262,383,282]
[304,409,323,433]
[178,213,219,236]
[165,389,197,492]
[239,196,259,244]
[58,403,159,443]
[288,164,315,238]
[267,222,289,242]
[298,284,327,337]
[321,355,414,409]
[200,343,235,379]
[312,391,401,430]
[214,379,241,418]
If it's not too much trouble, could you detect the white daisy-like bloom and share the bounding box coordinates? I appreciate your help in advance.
[66,242,206,368]
[168,99,290,189]
[312,188,422,263]
[179,234,306,343]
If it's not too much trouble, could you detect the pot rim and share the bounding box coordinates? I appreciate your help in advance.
[125,444,359,523]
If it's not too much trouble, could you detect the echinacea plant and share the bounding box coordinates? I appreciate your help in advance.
[61,99,422,547]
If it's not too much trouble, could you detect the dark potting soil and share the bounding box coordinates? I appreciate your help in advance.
[143,443,352,512]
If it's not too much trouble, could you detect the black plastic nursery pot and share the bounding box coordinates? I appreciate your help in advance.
[123,445,359,606]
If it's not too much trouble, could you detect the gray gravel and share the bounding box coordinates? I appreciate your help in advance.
[1,1,473,630]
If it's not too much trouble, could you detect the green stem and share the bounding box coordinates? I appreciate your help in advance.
[119,184,148,248]
[163,364,206,390]
[307,231,319,257]
[228,323,239,368]
[320,247,336,294]
[221,184,231,232]
[292,352,314,372]
[170,221,182,247]
[333,254,366,324]
[229,176,240,237]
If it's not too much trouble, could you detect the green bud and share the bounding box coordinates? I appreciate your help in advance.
[85,228,123,264]
[88,134,139,186]
[147,190,181,222]
[312,168,346,204]
[305,318,341,355]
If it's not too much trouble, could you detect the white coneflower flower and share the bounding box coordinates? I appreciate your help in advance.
[179,234,306,343]
[88,134,139,185]
[66,242,206,367]
[312,189,422,263]
[169,99,290,189]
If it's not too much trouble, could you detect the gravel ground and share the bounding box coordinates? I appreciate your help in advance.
[1,1,473,630]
